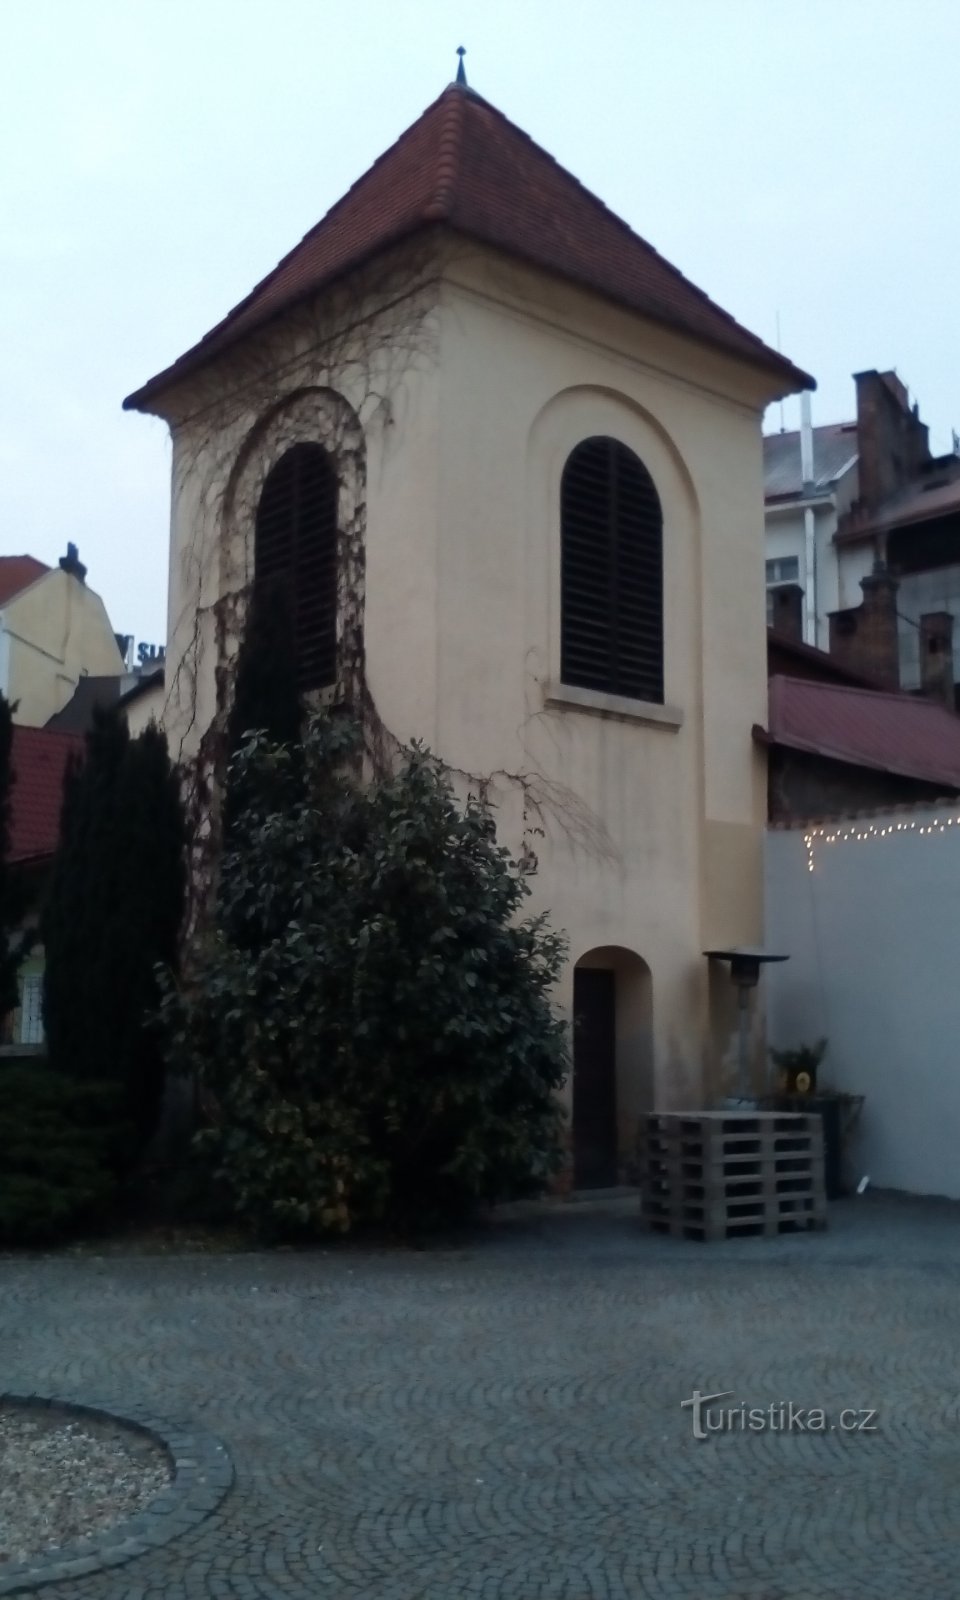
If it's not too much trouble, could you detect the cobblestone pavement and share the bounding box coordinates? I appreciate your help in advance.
[2,1194,959,1599]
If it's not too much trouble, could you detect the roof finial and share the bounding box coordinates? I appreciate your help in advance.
[456,45,467,86]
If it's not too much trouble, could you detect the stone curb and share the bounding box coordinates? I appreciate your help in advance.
[0,1392,233,1595]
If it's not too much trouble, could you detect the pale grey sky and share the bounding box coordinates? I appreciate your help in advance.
[2,0,957,646]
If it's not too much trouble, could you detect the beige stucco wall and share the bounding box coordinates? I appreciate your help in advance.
[0,569,124,727]
[146,239,797,1149]
[123,678,167,738]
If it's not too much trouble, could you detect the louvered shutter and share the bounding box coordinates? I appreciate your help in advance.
[561,437,663,704]
[254,443,338,691]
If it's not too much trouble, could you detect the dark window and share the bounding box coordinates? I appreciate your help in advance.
[561,436,663,703]
[254,443,338,691]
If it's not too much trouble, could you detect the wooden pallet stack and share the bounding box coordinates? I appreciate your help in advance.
[638,1111,827,1241]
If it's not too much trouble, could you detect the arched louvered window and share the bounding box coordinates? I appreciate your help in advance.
[254,443,338,692]
[561,437,664,704]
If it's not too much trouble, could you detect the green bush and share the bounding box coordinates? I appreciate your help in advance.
[0,1066,127,1245]
[161,716,569,1239]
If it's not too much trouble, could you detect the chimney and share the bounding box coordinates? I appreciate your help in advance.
[828,566,900,689]
[59,542,87,584]
[919,611,955,709]
[769,583,805,643]
[854,369,932,513]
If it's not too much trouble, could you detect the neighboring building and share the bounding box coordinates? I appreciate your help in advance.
[46,675,127,733]
[125,77,809,1177]
[764,372,960,681]
[119,667,166,737]
[1,725,82,1048]
[759,665,960,823]
[50,651,168,735]
[764,406,861,648]
[0,545,125,727]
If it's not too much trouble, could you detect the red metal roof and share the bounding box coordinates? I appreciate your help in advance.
[7,726,83,865]
[126,85,812,410]
[764,675,960,790]
[0,556,49,606]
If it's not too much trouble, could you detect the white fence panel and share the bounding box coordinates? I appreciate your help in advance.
[765,805,960,1199]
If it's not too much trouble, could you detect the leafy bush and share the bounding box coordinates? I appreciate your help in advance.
[0,1066,128,1245]
[161,716,569,1238]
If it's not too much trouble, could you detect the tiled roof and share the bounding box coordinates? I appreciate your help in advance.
[764,674,960,790]
[8,726,83,865]
[0,556,49,607]
[126,85,813,410]
[763,424,858,500]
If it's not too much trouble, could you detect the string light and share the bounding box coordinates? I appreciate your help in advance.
[803,810,960,873]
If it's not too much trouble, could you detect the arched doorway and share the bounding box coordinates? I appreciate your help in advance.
[573,947,653,1189]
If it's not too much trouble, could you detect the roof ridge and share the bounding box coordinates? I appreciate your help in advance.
[764,420,857,440]
[424,85,467,220]
[773,673,958,715]
[14,724,85,744]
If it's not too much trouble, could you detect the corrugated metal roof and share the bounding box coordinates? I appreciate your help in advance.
[763,424,858,500]
[0,556,49,607]
[126,85,813,410]
[8,726,83,864]
[765,674,960,789]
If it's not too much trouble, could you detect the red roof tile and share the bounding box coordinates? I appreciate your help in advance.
[764,675,960,791]
[0,556,49,606]
[126,86,812,410]
[7,726,83,865]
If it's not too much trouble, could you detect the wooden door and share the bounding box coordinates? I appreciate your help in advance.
[572,967,618,1189]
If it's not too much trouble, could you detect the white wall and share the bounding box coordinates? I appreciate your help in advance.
[766,807,960,1199]
[765,502,841,649]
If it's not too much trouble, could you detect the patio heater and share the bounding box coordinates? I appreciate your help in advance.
[703,947,789,1106]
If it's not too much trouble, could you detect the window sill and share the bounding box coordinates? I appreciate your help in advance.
[543,682,683,729]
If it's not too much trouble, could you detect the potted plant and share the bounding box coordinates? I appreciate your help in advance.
[769,1038,827,1096]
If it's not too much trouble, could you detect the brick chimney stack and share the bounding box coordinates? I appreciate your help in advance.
[854,370,931,514]
[828,568,900,689]
[768,583,805,643]
[919,611,955,709]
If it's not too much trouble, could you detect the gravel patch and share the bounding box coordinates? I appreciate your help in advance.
[0,1406,171,1567]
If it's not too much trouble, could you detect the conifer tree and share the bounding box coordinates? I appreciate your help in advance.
[43,709,186,1150]
[0,692,24,1021]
